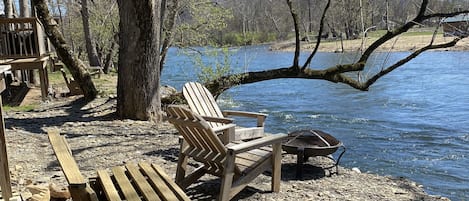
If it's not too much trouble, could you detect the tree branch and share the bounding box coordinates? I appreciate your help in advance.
[160,0,179,72]
[302,0,331,71]
[286,0,300,69]
[362,36,465,89]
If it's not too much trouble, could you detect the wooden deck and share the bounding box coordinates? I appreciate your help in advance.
[0,56,50,101]
[0,18,51,101]
[0,18,47,59]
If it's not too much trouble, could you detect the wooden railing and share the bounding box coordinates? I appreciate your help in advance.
[0,18,47,59]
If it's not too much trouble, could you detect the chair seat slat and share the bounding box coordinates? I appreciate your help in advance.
[126,164,161,201]
[112,166,141,201]
[97,170,121,201]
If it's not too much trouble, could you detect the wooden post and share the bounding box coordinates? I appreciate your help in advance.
[0,65,12,200]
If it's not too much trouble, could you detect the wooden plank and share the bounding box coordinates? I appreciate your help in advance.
[148,163,191,201]
[0,97,12,201]
[183,82,223,128]
[0,65,10,94]
[125,164,161,201]
[111,166,141,201]
[96,170,121,201]
[137,163,177,201]
[47,130,86,187]
[271,143,282,192]
[0,18,37,24]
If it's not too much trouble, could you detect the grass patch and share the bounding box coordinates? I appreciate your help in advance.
[3,104,37,112]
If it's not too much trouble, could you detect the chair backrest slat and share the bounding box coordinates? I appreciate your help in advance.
[167,105,227,163]
[183,82,224,128]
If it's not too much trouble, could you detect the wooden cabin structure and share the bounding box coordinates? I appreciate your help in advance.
[0,17,51,200]
[0,17,51,101]
[442,14,469,37]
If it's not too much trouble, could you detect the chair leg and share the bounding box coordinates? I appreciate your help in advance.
[176,141,189,186]
[271,143,282,192]
[219,154,235,201]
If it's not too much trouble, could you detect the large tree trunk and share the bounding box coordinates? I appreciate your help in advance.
[33,0,98,100]
[19,0,30,17]
[81,0,101,67]
[3,0,14,17]
[116,0,162,121]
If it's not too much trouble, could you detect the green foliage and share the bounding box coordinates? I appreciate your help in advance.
[221,32,278,46]
[182,46,243,84]
[3,104,36,112]
[89,0,119,62]
[175,0,233,46]
[61,0,118,63]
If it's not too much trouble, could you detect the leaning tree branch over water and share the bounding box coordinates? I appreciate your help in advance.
[200,0,469,97]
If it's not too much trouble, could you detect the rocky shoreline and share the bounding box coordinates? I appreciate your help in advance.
[1,96,450,200]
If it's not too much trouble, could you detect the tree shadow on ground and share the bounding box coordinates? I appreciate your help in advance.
[143,147,180,162]
[4,97,118,134]
[281,163,326,181]
[185,179,264,201]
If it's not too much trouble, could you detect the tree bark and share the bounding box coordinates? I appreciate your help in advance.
[116,0,162,121]
[19,0,30,17]
[81,0,101,67]
[3,0,14,17]
[33,0,98,100]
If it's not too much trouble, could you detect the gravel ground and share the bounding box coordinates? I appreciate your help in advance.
[3,97,450,200]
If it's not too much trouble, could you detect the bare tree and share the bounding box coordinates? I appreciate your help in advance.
[3,0,13,17]
[197,0,469,97]
[81,0,101,67]
[33,0,98,100]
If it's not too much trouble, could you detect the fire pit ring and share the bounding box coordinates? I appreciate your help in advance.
[282,130,346,179]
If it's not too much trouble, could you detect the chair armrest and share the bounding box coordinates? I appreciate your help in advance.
[213,124,236,144]
[227,134,287,154]
[222,110,268,127]
[222,110,268,118]
[201,116,234,124]
[48,130,87,188]
[212,123,236,133]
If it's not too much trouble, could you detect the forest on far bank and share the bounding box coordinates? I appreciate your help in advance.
[1,0,468,121]
[3,0,469,70]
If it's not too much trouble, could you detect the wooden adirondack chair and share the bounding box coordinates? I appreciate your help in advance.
[166,105,287,201]
[183,82,268,142]
[48,130,191,201]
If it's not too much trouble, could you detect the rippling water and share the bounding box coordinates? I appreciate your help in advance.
[162,46,469,200]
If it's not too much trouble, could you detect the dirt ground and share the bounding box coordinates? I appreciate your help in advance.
[1,95,451,201]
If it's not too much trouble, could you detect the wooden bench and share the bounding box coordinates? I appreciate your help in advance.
[88,66,103,78]
[60,68,83,96]
[48,130,190,201]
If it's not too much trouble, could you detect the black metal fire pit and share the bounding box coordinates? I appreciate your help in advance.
[282,130,346,179]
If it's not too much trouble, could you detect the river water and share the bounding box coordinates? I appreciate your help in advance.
[162,46,469,200]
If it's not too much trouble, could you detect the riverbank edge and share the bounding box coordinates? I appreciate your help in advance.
[270,35,469,52]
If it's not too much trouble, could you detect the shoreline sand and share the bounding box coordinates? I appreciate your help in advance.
[270,35,469,52]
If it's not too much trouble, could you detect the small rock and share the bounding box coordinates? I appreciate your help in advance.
[27,184,50,201]
[352,167,361,173]
[49,183,71,199]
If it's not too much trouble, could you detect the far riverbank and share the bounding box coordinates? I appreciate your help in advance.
[270,34,469,52]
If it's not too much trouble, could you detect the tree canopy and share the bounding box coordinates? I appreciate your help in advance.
[4,0,467,120]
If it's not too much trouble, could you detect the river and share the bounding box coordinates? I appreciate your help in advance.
[162,46,469,200]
